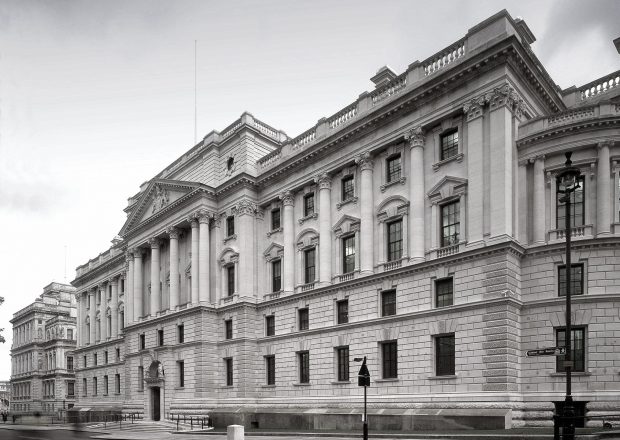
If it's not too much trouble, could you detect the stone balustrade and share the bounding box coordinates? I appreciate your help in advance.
[422,38,466,77]
[436,243,460,259]
[220,118,243,139]
[549,225,593,241]
[579,70,620,100]
[328,103,358,129]
[257,149,282,170]
[548,106,596,126]
[252,119,280,139]
[371,74,407,105]
[292,128,316,149]
[382,260,402,271]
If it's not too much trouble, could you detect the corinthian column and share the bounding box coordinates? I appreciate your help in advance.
[99,283,107,341]
[88,289,96,344]
[133,249,144,320]
[149,238,162,316]
[597,141,612,236]
[236,201,256,298]
[407,127,425,262]
[190,217,199,305]
[532,155,546,244]
[281,191,295,293]
[317,173,332,285]
[356,151,374,275]
[125,252,134,326]
[110,277,119,338]
[198,211,210,303]
[75,294,82,346]
[167,227,180,310]
[464,97,486,245]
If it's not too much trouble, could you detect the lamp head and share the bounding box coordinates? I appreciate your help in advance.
[556,152,582,193]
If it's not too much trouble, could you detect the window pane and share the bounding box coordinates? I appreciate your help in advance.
[272,260,282,292]
[298,308,309,331]
[266,356,275,385]
[225,320,233,339]
[337,300,348,324]
[337,347,349,381]
[227,266,235,296]
[441,130,459,160]
[271,208,281,230]
[381,290,396,316]
[387,220,403,262]
[436,278,454,307]
[387,155,401,183]
[225,358,233,386]
[299,352,310,383]
[382,341,397,379]
[227,216,235,236]
[558,264,583,296]
[441,201,460,247]
[266,316,275,336]
[342,176,354,201]
[556,176,585,228]
[343,236,355,273]
[304,194,315,216]
[304,248,316,284]
[556,328,585,372]
[436,335,455,376]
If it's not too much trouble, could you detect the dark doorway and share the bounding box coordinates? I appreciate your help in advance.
[151,387,161,421]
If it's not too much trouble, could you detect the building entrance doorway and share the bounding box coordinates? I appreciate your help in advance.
[151,387,161,421]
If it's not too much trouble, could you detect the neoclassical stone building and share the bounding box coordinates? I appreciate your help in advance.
[10,282,77,415]
[72,10,620,428]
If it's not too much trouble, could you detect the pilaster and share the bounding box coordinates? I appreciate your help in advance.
[317,173,332,285]
[406,127,425,262]
[280,191,295,294]
[356,151,374,275]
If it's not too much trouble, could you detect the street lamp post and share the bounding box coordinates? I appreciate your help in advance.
[354,357,370,440]
[556,151,582,440]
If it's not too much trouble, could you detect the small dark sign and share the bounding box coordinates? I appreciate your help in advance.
[358,356,370,387]
[526,347,566,357]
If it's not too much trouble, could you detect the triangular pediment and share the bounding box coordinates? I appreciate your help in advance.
[119,179,208,236]
[427,176,468,202]
[263,242,284,261]
[332,214,360,232]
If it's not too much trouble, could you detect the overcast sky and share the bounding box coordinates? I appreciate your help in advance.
[1,0,619,379]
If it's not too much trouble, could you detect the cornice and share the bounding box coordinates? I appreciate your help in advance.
[72,254,125,287]
[522,236,620,258]
[516,115,620,148]
[214,173,259,197]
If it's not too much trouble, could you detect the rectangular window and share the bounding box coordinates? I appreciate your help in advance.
[67,329,73,340]
[227,265,235,296]
[441,201,460,247]
[138,366,144,391]
[225,358,233,386]
[386,154,401,183]
[93,377,98,396]
[272,260,282,292]
[381,290,396,317]
[558,264,584,297]
[336,347,349,382]
[298,351,310,384]
[440,129,459,161]
[265,315,275,337]
[342,236,355,274]
[436,334,456,376]
[94,353,98,366]
[224,319,233,340]
[226,216,235,236]
[336,300,349,324]
[67,382,75,397]
[387,220,403,262]
[158,329,164,346]
[115,348,120,362]
[271,208,281,230]
[304,248,316,284]
[115,374,120,394]
[82,378,87,396]
[265,355,275,385]
[103,375,108,395]
[83,355,87,368]
[298,308,309,331]
[178,324,184,343]
[557,176,585,228]
[178,361,185,387]
[556,327,586,372]
[139,334,145,350]
[381,341,398,379]
[67,356,74,371]
[121,279,124,293]
[303,193,315,217]
[104,351,108,364]
[341,175,354,201]
[435,277,454,307]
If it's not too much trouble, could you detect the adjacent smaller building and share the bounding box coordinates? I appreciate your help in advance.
[10,282,77,415]
[0,381,10,412]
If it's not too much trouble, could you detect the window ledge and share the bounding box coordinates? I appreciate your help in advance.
[293,382,311,387]
[330,380,352,385]
[174,387,185,390]
[298,213,318,225]
[223,234,237,244]
[432,153,464,171]
[374,378,399,383]
[549,372,591,377]
[380,177,406,193]
[337,196,358,210]
[263,291,282,300]
[261,385,276,388]
[427,375,457,380]
[266,227,282,238]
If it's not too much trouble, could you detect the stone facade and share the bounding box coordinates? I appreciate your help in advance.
[10,282,77,414]
[71,10,620,428]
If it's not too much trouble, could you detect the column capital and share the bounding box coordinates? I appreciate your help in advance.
[528,154,545,164]
[188,215,199,228]
[233,199,257,217]
[279,191,295,206]
[405,127,425,148]
[355,151,373,171]
[598,140,614,150]
[463,95,486,121]
[197,209,212,224]
[133,247,145,258]
[125,250,134,262]
[148,237,162,249]
[166,226,180,239]
[316,173,332,190]
[485,84,525,117]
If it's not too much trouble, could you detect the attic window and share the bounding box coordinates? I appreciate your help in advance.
[227,157,234,171]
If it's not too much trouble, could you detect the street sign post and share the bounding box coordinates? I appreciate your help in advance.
[526,347,566,357]
[356,356,370,440]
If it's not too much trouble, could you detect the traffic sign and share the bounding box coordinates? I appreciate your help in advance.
[358,356,370,387]
[526,347,566,357]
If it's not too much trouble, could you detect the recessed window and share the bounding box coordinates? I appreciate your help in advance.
[94,353,98,366]
[303,193,315,217]
[138,367,144,391]
[115,374,120,394]
[440,129,459,161]
[298,351,310,384]
[67,356,74,372]
[225,358,233,386]
[271,208,281,230]
[83,355,87,368]
[342,236,355,274]
[381,290,396,317]
[381,341,398,379]
[103,375,109,395]
[441,201,460,247]
[435,277,454,307]
[272,260,281,292]
[386,154,401,183]
[115,348,121,362]
[93,377,98,396]
[304,248,316,284]
[227,156,234,171]
[265,315,275,337]
[435,334,455,376]
[226,216,235,236]
[227,266,235,296]
[556,176,585,228]
[341,175,354,201]
[82,378,87,396]
[558,264,584,297]
[178,324,184,344]
[336,346,349,382]
[104,351,108,364]
[178,361,185,387]
[387,220,403,262]
[556,327,586,372]
[224,319,233,340]
[336,300,349,324]
[67,329,73,340]
[298,308,309,331]
[157,329,164,346]
[265,355,276,385]
[67,382,75,397]
[139,334,145,350]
